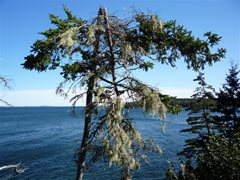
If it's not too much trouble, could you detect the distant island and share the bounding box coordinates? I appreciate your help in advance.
[125,98,195,109]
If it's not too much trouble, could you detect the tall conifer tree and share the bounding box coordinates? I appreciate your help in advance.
[215,64,240,140]
[179,73,216,158]
[23,6,225,179]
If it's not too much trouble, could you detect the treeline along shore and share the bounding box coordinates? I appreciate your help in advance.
[125,98,195,109]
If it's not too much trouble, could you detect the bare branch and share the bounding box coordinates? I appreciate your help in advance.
[0,162,27,174]
[0,98,12,107]
[0,75,12,89]
[0,75,13,106]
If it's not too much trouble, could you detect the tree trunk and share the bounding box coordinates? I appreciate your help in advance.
[103,7,132,180]
[76,76,95,180]
[76,8,102,180]
[103,7,120,96]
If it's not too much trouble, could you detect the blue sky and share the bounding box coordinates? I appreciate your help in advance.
[0,0,239,106]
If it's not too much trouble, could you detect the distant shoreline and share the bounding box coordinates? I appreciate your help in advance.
[0,98,194,108]
[0,106,83,108]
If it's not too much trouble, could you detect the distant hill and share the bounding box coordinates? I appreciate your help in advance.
[172,98,195,108]
[125,98,194,109]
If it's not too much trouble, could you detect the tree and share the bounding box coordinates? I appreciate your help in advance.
[178,73,217,158]
[215,64,240,140]
[22,6,225,179]
[172,65,240,179]
[194,134,240,180]
[166,135,240,180]
[191,65,240,180]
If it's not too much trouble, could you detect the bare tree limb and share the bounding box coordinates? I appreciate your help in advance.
[0,75,12,106]
[0,98,12,107]
[0,162,27,174]
[0,76,11,89]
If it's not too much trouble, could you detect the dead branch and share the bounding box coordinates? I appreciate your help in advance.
[0,162,27,174]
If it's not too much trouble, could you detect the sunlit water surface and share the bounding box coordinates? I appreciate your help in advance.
[0,107,191,179]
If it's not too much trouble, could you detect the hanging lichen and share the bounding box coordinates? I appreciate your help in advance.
[95,87,106,103]
[85,25,105,45]
[133,83,167,119]
[58,27,79,51]
[122,44,133,60]
[89,97,162,173]
[150,15,164,31]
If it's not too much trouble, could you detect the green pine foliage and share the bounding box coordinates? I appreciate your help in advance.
[179,73,217,158]
[215,64,240,140]
[167,135,240,180]
[172,65,240,180]
[194,135,240,180]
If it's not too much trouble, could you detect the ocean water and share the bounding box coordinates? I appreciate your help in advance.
[0,107,190,180]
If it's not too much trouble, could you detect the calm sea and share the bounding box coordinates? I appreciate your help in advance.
[0,107,190,180]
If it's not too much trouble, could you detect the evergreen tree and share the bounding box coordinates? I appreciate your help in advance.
[179,73,216,158]
[215,64,240,140]
[22,6,225,179]
[174,65,240,179]
[194,134,240,180]
[167,134,240,180]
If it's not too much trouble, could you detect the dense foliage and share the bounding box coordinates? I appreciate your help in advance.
[169,98,195,108]
[168,64,240,180]
[215,64,240,140]
[167,134,240,180]
[194,135,240,180]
